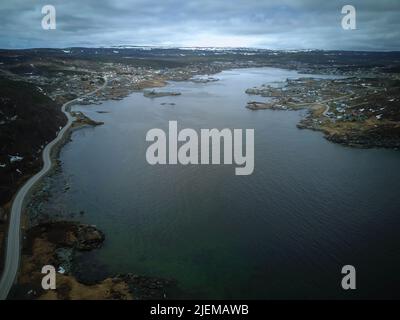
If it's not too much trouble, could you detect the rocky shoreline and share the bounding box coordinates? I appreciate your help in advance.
[298,120,400,149]
[245,75,400,150]
[297,110,400,149]
[10,221,174,300]
[9,76,183,300]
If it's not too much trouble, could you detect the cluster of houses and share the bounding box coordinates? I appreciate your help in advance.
[325,100,386,122]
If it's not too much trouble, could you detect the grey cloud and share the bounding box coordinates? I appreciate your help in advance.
[0,0,399,50]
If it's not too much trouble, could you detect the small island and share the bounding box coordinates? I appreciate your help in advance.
[143,89,181,98]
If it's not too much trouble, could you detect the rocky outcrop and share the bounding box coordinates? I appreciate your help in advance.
[143,90,181,98]
[75,224,105,250]
[246,101,289,110]
[71,111,104,128]
[25,221,105,252]
[246,101,274,110]
[118,273,175,299]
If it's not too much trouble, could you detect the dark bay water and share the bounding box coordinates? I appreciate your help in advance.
[42,68,400,298]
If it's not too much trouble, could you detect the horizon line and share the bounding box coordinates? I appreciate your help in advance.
[0,45,400,53]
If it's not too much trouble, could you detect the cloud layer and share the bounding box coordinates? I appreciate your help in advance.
[0,0,399,50]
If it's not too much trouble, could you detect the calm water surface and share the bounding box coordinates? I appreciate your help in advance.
[42,68,400,298]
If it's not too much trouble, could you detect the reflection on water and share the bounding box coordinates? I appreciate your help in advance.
[42,68,400,298]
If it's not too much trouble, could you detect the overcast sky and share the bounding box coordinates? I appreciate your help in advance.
[0,0,399,50]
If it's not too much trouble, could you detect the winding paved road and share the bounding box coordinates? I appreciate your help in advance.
[0,77,107,300]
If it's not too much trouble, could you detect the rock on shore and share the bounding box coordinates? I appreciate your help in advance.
[25,221,105,251]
